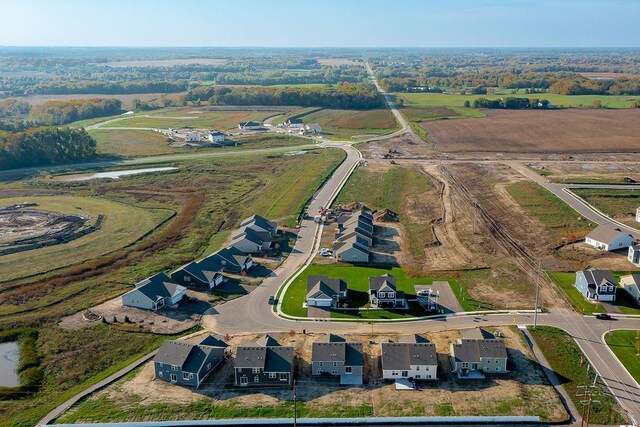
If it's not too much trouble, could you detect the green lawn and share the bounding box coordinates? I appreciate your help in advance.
[529,326,626,425]
[549,272,640,315]
[280,264,456,319]
[394,92,640,109]
[506,182,595,245]
[294,108,399,140]
[604,330,640,383]
[91,129,179,157]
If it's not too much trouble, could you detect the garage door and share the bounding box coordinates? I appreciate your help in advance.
[316,299,332,307]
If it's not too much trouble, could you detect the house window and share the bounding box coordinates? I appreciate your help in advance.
[252,368,261,374]
[319,362,323,367]
[183,372,193,380]
[158,371,163,378]
[269,372,277,379]
[388,292,395,298]
[206,363,212,371]
[184,276,191,282]
[254,376,259,383]
[392,371,399,376]
[170,374,177,382]
[416,366,420,371]
[345,366,352,374]
[461,362,469,369]
[158,363,163,368]
[279,373,288,381]
[171,365,179,371]
[495,366,501,371]
[316,369,322,375]
[379,292,385,298]
[333,362,338,367]
[401,371,409,377]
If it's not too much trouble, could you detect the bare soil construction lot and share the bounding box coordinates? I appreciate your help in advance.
[420,109,640,154]
[66,327,566,423]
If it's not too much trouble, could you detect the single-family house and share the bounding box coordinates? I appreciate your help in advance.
[334,234,369,263]
[336,215,374,245]
[575,269,617,302]
[284,118,304,129]
[185,133,201,142]
[121,273,186,311]
[208,246,253,273]
[585,225,635,251]
[306,275,347,308]
[241,215,278,237]
[238,121,262,131]
[369,274,405,308]
[234,335,294,387]
[450,338,508,379]
[381,337,437,380]
[171,258,224,289]
[619,274,640,305]
[230,227,271,253]
[311,335,363,385]
[209,131,225,143]
[153,335,227,387]
[304,123,322,134]
[628,244,640,266]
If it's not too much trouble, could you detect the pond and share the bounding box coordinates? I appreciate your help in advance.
[53,166,178,182]
[0,341,20,387]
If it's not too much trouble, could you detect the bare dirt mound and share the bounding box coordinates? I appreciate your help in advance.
[420,109,640,153]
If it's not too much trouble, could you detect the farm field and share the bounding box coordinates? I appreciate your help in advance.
[57,327,566,424]
[101,108,295,131]
[5,92,185,109]
[420,109,640,153]
[101,58,228,67]
[571,188,640,228]
[529,326,625,425]
[394,92,640,109]
[0,148,346,427]
[296,108,399,139]
[0,195,173,284]
[604,330,640,383]
[527,162,640,185]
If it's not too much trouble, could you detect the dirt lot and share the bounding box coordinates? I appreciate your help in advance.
[420,109,640,154]
[89,327,566,422]
[0,204,91,245]
[529,161,640,184]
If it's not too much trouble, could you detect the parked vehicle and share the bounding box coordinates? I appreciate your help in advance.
[595,313,612,320]
[417,289,431,296]
[268,295,276,305]
[319,248,332,256]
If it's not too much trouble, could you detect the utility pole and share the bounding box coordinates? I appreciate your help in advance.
[534,260,541,329]
[577,383,600,427]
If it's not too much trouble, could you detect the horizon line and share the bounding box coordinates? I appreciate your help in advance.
[1,45,640,50]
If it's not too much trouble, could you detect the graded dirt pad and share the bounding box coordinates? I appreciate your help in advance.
[529,161,640,184]
[83,328,566,422]
[420,109,640,154]
[0,205,90,245]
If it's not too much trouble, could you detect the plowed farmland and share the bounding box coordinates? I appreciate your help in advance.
[421,109,640,153]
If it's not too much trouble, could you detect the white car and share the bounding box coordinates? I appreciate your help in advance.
[319,248,333,256]
[417,289,431,296]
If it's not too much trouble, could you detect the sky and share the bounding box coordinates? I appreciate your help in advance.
[0,0,638,47]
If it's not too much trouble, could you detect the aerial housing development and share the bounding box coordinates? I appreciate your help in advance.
[1,4,639,426]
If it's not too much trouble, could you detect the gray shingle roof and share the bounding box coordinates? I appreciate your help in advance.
[369,274,396,292]
[451,339,507,363]
[381,342,437,370]
[306,275,346,299]
[241,215,277,233]
[312,341,363,367]
[134,273,184,301]
[580,269,617,291]
[211,246,251,269]
[154,337,226,373]
[235,337,293,373]
[586,225,632,244]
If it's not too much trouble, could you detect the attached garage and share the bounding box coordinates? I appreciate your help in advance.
[307,296,333,307]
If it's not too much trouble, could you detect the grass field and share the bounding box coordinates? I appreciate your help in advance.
[506,182,594,245]
[529,326,625,425]
[394,92,640,109]
[334,165,437,263]
[91,129,310,158]
[604,330,640,383]
[0,149,347,427]
[419,109,640,153]
[101,109,290,131]
[296,108,399,140]
[0,196,173,284]
[572,188,640,227]
[280,264,456,319]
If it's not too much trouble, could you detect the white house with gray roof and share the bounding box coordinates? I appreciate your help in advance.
[306,275,347,308]
[234,334,294,387]
[311,335,363,385]
[620,274,640,305]
[241,215,278,237]
[628,244,640,267]
[585,225,634,251]
[380,337,437,381]
[450,338,508,379]
[153,335,227,388]
[121,273,186,311]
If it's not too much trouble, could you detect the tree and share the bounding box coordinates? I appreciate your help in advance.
[463,100,471,108]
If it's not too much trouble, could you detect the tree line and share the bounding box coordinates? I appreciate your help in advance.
[29,98,122,125]
[468,97,551,109]
[0,127,97,170]
[186,83,383,109]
